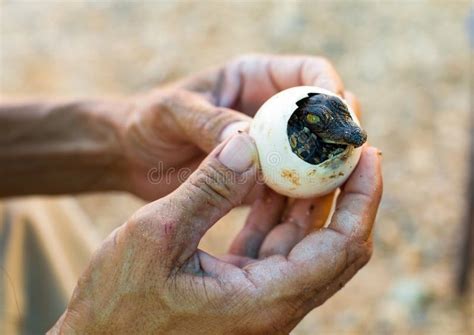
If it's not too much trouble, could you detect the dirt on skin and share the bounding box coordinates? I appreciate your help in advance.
[1,1,472,334]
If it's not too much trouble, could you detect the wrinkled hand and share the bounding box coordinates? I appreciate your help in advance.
[51,132,382,334]
[120,54,345,200]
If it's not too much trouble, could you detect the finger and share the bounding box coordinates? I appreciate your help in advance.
[228,186,287,258]
[243,147,382,318]
[159,89,251,152]
[244,55,344,114]
[284,145,382,272]
[166,64,224,104]
[344,90,362,119]
[328,146,383,241]
[212,54,346,115]
[268,55,345,96]
[168,62,240,109]
[132,132,258,266]
[283,146,381,309]
[258,192,335,258]
[245,229,368,326]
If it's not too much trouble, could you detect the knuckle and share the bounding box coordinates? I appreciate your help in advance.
[157,89,241,150]
[124,205,151,233]
[157,88,190,110]
[144,89,172,113]
[189,163,236,209]
[193,107,224,135]
[124,201,179,245]
[346,238,373,268]
[152,88,206,116]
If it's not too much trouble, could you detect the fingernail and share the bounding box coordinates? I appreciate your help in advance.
[219,121,250,142]
[218,133,256,173]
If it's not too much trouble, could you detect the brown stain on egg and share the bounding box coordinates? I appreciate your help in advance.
[281,169,300,186]
[326,169,346,180]
[307,169,317,177]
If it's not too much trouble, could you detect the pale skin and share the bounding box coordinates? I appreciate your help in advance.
[0,54,383,334]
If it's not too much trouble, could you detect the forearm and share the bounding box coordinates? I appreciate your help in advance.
[0,98,129,197]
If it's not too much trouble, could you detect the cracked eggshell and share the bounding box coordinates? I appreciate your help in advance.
[249,86,363,198]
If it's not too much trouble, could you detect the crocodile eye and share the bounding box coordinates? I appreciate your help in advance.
[306,114,320,124]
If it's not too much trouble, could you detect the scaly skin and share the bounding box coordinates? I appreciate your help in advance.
[288,93,367,165]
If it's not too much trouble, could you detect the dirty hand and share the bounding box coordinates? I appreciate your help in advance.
[121,54,345,200]
[50,132,382,334]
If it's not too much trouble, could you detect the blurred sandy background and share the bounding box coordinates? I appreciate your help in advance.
[1,0,472,334]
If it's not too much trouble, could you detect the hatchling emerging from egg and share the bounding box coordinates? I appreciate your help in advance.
[250,86,368,198]
[287,93,367,165]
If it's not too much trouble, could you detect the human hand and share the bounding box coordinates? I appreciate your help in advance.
[50,131,382,334]
[120,54,345,200]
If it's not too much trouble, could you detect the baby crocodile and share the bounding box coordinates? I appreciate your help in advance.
[287,93,367,165]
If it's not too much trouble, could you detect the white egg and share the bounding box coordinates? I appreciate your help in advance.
[249,86,363,198]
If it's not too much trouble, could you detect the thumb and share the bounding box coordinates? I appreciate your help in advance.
[161,89,251,152]
[148,132,259,265]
